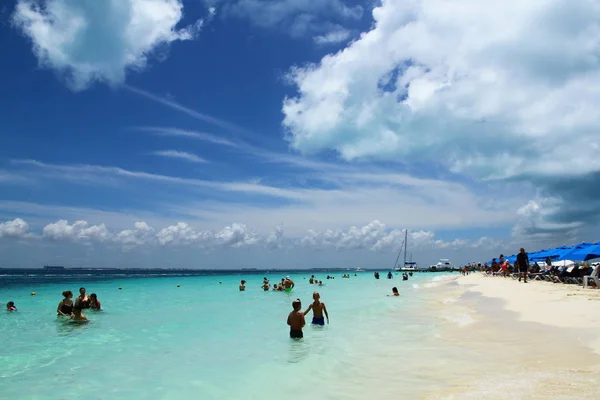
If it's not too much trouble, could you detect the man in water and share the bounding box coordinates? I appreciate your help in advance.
[309,275,315,284]
[283,276,295,292]
[261,280,270,291]
[387,271,393,279]
[239,280,246,291]
[303,292,329,325]
[516,247,530,283]
[287,299,305,339]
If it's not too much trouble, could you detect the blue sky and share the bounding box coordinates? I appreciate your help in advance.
[1,0,599,269]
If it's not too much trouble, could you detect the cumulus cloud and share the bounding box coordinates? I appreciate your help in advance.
[208,0,362,38]
[43,220,111,242]
[0,218,31,239]
[2,217,499,253]
[151,150,208,163]
[12,0,202,90]
[282,0,600,240]
[296,220,490,252]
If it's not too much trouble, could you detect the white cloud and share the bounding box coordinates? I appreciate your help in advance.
[296,220,490,252]
[313,28,351,45]
[12,0,202,90]
[43,220,111,242]
[151,150,208,163]
[0,218,31,239]
[282,0,600,240]
[3,217,499,254]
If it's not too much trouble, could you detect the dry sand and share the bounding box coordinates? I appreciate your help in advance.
[458,273,600,354]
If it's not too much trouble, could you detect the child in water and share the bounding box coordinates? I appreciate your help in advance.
[287,299,305,339]
[388,287,399,296]
[303,292,329,325]
[6,301,16,311]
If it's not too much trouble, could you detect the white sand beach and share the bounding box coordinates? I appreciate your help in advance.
[457,273,600,355]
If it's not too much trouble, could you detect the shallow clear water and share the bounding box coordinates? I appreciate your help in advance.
[1,272,599,400]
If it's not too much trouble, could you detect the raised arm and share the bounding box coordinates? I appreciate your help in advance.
[322,303,329,323]
[303,304,313,316]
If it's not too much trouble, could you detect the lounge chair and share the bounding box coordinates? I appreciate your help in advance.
[583,265,600,288]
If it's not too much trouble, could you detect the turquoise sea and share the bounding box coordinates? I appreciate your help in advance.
[2,271,599,400]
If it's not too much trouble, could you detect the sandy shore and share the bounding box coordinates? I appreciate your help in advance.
[458,273,600,354]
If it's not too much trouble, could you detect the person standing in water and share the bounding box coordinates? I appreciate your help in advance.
[75,287,89,310]
[261,280,270,291]
[6,301,17,311]
[287,299,305,339]
[57,291,74,316]
[239,280,246,291]
[303,292,329,325]
[88,293,102,311]
[283,276,295,292]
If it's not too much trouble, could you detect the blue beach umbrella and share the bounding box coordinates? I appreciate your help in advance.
[560,243,600,261]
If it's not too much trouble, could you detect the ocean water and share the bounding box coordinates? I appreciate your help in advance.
[1,271,599,400]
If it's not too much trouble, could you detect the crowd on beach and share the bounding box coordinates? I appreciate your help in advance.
[475,247,600,286]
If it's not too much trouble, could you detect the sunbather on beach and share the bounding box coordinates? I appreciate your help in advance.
[303,292,329,325]
[287,299,305,339]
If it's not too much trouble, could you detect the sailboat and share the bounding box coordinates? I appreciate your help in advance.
[393,230,420,271]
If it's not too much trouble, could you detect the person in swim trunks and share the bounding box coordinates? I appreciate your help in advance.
[287,299,305,339]
[283,276,295,292]
[303,292,329,325]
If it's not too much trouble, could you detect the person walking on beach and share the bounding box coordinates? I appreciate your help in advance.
[287,299,305,339]
[303,292,329,325]
[516,248,530,283]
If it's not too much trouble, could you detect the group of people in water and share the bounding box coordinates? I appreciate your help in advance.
[374,271,413,280]
[6,286,101,323]
[57,287,102,322]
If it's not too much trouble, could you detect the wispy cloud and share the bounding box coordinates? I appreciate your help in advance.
[135,126,236,147]
[151,150,208,163]
[314,28,351,45]
[124,85,256,138]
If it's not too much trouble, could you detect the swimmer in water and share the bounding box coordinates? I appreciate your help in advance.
[303,292,329,325]
[309,275,315,284]
[388,287,399,296]
[6,301,16,312]
[239,280,246,291]
[287,299,305,339]
[261,280,270,291]
[88,293,102,311]
[57,291,74,316]
[283,276,295,292]
[75,287,90,310]
[71,301,88,323]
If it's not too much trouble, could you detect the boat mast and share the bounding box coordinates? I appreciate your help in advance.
[393,232,405,269]
[403,229,408,267]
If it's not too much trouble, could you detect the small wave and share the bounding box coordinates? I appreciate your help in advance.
[444,313,474,327]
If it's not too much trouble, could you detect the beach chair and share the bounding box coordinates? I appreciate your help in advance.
[583,265,600,288]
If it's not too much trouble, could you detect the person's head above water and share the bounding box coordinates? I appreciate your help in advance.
[62,290,73,299]
[7,301,16,310]
[392,287,399,295]
[90,293,98,301]
[79,287,86,295]
[240,280,246,285]
[292,299,301,310]
[312,292,320,300]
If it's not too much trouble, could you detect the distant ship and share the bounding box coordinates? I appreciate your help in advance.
[392,230,420,271]
[428,259,452,271]
[355,267,363,272]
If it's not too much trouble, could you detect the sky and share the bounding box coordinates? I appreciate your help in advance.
[1,0,600,269]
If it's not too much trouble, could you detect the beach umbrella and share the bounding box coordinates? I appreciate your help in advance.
[529,246,571,262]
[560,243,600,261]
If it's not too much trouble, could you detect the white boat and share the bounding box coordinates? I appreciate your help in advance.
[355,267,363,272]
[392,230,420,271]
[429,259,452,271]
